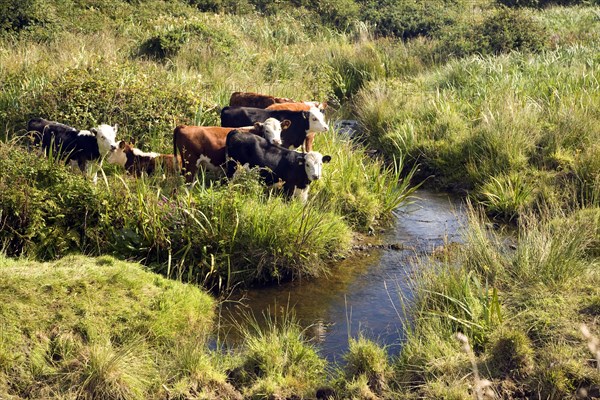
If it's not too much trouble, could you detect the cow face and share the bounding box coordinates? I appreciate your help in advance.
[258,117,284,145]
[306,107,328,133]
[91,124,119,155]
[106,140,129,167]
[303,151,331,181]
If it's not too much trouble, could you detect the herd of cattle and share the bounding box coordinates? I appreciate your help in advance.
[26,92,332,201]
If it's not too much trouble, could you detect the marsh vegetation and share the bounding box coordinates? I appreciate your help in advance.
[1,0,599,398]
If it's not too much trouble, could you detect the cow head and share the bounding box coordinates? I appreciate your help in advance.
[91,124,119,155]
[106,140,129,167]
[301,151,331,181]
[254,117,286,145]
[305,107,328,133]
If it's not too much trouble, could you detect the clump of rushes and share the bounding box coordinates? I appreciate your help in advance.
[229,307,326,399]
[338,335,391,397]
[486,329,534,379]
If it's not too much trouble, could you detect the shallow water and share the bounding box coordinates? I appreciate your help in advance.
[218,190,466,362]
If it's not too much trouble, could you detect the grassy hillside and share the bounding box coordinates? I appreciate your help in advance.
[1,0,600,398]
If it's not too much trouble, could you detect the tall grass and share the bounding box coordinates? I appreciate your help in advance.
[392,200,600,397]
[229,305,327,399]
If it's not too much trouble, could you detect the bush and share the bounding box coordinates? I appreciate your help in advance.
[437,6,548,58]
[25,62,204,150]
[0,0,42,34]
[359,0,466,39]
[139,28,190,59]
[476,7,547,54]
[496,0,599,7]
[317,0,361,29]
[187,0,253,13]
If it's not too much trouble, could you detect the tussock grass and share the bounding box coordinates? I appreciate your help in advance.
[0,254,216,399]
[393,201,600,398]
[229,306,327,399]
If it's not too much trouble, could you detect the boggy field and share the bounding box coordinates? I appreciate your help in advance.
[1,0,599,398]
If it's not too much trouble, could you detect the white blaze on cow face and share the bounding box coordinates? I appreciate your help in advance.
[303,151,331,181]
[307,107,328,133]
[92,124,119,155]
[261,118,283,145]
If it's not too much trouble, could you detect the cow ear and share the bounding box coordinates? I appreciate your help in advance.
[118,141,126,149]
[281,119,291,130]
[322,155,332,163]
[113,123,119,133]
[254,122,262,129]
[302,111,309,119]
[90,128,98,135]
[130,137,135,145]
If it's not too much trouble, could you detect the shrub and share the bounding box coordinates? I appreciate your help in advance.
[476,7,547,55]
[26,62,204,150]
[139,28,190,59]
[359,0,467,39]
[496,0,599,7]
[0,0,42,34]
[186,0,253,13]
[437,6,548,58]
[317,0,361,29]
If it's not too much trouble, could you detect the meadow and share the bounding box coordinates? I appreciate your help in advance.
[1,0,599,398]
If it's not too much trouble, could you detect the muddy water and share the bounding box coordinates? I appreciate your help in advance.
[219,190,466,362]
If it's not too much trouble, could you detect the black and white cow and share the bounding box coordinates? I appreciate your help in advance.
[225,129,331,202]
[27,118,119,171]
[220,106,328,152]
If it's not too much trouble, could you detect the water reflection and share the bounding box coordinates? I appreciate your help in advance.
[218,190,466,362]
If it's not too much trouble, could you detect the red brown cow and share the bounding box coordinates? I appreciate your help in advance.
[108,141,180,177]
[229,91,296,109]
[173,118,288,182]
[265,101,326,112]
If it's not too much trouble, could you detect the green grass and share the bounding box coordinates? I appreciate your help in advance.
[0,254,216,399]
[1,1,600,398]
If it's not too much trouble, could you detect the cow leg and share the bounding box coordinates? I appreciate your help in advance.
[304,132,315,153]
[292,186,309,203]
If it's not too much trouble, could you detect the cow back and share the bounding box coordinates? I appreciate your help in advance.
[221,107,309,150]
[229,91,295,108]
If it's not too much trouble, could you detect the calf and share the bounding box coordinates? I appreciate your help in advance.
[27,118,119,171]
[229,91,295,109]
[220,106,328,152]
[173,118,287,183]
[108,141,180,177]
[226,129,331,202]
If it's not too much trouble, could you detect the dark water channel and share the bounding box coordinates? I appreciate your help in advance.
[218,190,466,363]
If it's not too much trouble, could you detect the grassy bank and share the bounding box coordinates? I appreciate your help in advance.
[1,0,600,398]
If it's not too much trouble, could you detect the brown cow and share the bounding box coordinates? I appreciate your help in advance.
[173,118,288,182]
[229,91,296,109]
[265,101,327,112]
[108,141,180,177]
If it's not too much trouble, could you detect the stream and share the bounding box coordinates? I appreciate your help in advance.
[218,189,466,363]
